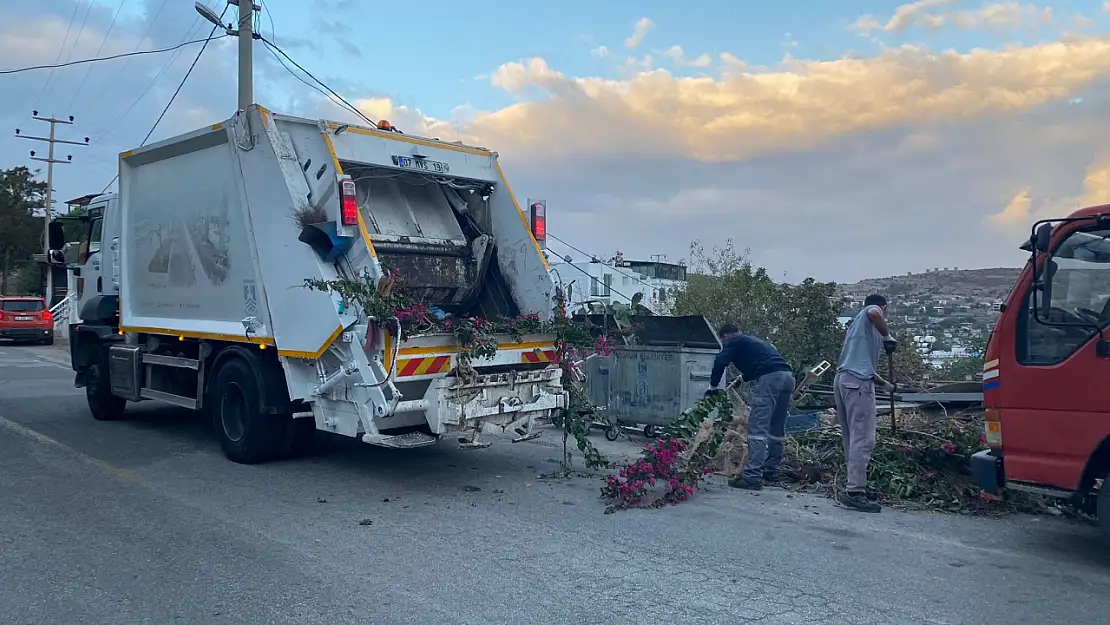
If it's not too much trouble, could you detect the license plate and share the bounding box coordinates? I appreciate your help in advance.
[14,316,32,321]
[391,155,450,174]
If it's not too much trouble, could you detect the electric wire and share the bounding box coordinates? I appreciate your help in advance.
[31,1,82,113]
[99,12,230,194]
[548,257,642,306]
[259,36,378,128]
[262,40,363,121]
[1,37,224,75]
[36,0,95,108]
[547,232,665,294]
[85,0,173,111]
[91,16,208,142]
[65,0,129,111]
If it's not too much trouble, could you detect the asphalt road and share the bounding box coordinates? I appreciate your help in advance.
[2,343,1110,625]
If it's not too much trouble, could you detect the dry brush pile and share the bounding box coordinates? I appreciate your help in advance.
[601,391,1047,515]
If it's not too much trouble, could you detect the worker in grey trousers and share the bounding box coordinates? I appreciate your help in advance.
[834,294,897,513]
[706,323,796,491]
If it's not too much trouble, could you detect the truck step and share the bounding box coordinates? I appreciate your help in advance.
[362,431,439,449]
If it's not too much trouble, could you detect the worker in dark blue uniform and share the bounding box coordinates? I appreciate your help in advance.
[706,323,796,490]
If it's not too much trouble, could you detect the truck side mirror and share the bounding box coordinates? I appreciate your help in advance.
[1034,222,1053,253]
[47,249,66,265]
[48,220,65,250]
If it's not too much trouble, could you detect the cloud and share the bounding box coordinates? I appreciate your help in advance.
[1104,0,1110,13]
[661,45,712,68]
[4,2,1110,283]
[624,17,655,49]
[445,36,1110,164]
[986,157,1110,233]
[590,45,610,59]
[855,0,1054,34]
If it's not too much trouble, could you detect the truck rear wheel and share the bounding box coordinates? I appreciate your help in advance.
[211,357,283,464]
[87,351,126,421]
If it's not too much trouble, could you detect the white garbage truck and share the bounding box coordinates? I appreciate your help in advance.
[50,105,566,464]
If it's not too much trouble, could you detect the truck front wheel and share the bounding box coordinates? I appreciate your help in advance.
[1099,472,1110,548]
[211,357,283,464]
[87,350,126,421]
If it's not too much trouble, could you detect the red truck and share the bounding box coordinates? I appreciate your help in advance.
[972,202,1110,543]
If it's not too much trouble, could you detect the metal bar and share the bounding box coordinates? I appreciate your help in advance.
[139,388,198,409]
[141,353,201,370]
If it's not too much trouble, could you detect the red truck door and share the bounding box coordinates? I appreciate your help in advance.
[998,226,1110,491]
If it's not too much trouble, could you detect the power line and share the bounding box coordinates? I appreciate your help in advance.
[262,41,365,121]
[85,0,173,111]
[264,44,337,104]
[0,37,224,75]
[91,17,207,142]
[259,36,377,128]
[548,257,642,306]
[547,232,662,294]
[36,0,95,109]
[100,12,230,194]
[65,0,129,111]
[31,1,82,112]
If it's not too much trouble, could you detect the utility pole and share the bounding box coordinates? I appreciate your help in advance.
[195,1,259,111]
[14,112,89,306]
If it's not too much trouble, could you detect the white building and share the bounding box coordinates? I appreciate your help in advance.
[548,251,688,315]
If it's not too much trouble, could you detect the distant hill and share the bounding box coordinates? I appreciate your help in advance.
[837,267,1023,304]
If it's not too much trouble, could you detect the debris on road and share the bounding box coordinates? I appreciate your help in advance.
[780,410,1046,515]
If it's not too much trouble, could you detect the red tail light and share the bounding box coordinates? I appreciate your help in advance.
[529,200,546,245]
[43,310,53,322]
[340,178,358,226]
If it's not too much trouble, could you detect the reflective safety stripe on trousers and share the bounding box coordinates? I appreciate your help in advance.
[395,355,453,378]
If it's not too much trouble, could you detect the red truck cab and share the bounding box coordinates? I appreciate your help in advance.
[972,203,1110,542]
[0,297,54,345]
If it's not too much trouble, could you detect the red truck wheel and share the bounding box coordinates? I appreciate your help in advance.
[1099,473,1110,548]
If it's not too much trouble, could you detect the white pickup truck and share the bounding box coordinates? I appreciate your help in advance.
[50,105,566,463]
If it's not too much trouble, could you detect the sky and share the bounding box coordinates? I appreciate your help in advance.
[2,0,1110,283]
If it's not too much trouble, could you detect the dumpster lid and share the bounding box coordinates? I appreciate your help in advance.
[581,314,722,349]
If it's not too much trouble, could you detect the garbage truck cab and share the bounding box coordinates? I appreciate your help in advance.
[54,105,566,464]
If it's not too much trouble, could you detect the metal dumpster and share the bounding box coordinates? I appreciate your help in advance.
[584,315,722,437]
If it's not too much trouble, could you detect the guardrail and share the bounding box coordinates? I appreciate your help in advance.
[47,272,80,336]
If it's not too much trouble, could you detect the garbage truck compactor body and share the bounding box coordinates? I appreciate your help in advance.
[60,106,566,463]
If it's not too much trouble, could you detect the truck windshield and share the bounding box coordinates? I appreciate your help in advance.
[1020,226,1110,364]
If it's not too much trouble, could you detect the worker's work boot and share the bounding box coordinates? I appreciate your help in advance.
[729,476,763,490]
[762,471,782,483]
[837,491,881,513]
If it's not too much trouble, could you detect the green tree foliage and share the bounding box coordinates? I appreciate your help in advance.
[671,240,844,371]
[671,239,932,384]
[0,167,48,295]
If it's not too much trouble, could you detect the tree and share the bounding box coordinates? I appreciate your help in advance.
[671,238,932,385]
[671,239,844,371]
[0,167,47,295]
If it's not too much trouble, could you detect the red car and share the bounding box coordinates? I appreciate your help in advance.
[0,297,54,345]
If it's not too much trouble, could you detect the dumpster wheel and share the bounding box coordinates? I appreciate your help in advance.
[643,425,661,439]
[604,425,621,442]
